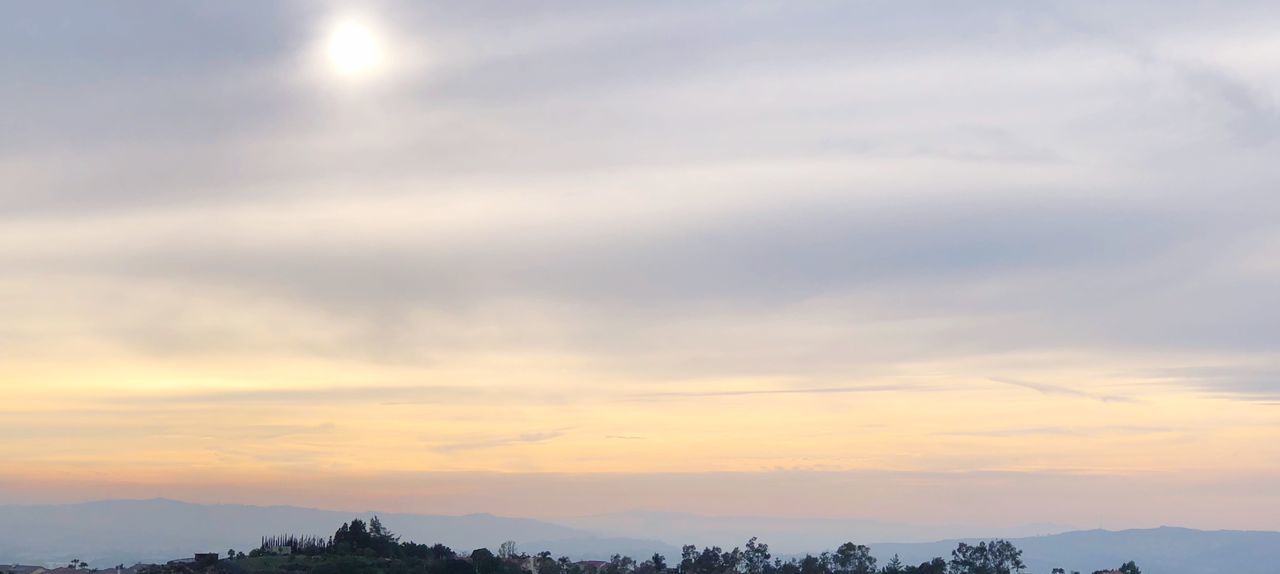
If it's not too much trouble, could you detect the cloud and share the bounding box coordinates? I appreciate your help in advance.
[633,384,937,400]
[941,425,1175,438]
[3,0,1277,392]
[430,431,567,454]
[989,377,1137,404]
[103,385,481,405]
[96,385,577,408]
[1174,63,1280,147]
[1141,364,1280,401]
[4,0,1280,514]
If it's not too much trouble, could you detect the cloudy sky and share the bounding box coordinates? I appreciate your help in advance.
[3,1,1280,530]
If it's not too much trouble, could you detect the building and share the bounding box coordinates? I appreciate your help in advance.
[1,565,48,574]
[40,567,84,574]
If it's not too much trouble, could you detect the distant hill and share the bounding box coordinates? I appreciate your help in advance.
[872,526,1280,574]
[551,511,1072,553]
[3,500,1279,574]
[0,499,663,567]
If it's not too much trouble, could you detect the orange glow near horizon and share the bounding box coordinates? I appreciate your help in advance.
[5,2,1280,533]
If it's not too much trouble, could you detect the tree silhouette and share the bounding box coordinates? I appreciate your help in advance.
[498,541,519,561]
[832,543,875,574]
[741,538,769,574]
[948,540,1025,574]
[651,553,667,573]
[912,558,948,574]
[229,520,1147,574]
[472,548,502,574]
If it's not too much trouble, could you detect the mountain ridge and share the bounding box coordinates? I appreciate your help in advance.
[2,499,1279,574]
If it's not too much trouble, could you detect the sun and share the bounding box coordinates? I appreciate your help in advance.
[325,17,385,78]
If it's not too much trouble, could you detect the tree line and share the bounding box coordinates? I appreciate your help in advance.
[237,518,1140,574]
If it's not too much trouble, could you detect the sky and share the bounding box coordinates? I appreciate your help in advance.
[3,1,1280,531]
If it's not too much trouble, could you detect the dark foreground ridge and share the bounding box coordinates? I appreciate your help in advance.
[3,501,1275,574]
[1,517,1139,574]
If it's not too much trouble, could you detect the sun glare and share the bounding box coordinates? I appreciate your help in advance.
[325,17,385,78]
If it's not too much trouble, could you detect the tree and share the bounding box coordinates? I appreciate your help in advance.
[366,516,400,557]
[948,540,1024,574]
[680,546,699,574]
[741,538,771,574]
[988,541,1024,574]
[881,555,903,574]
[911,558,947,574]
[652,553,668,573]
[536,552,563,574]
[332,519,376,554]
[228,550,237,560]
[1051,570,1064,574]
[797,555,825,574]
[832,543,875,574]
[605,555,636,574]
[720,547,742,574]
[473,548,502,574]
[498,541,520,560]
[680,546,728,574]
[1117,562,1140,574]
[439,559,478,574]
[698,547,725,574]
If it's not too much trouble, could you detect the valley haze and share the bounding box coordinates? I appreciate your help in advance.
[1,500,1277,574]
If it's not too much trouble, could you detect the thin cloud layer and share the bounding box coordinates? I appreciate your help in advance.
[3,1,1280,526]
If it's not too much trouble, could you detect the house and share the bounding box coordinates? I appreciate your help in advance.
[41,567,84,574]
[165,555,220,570]
[1,565,48,574]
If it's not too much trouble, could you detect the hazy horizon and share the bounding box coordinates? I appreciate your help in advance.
[5,469,1279,532]
[7,497,1275,574]
[4,1,1280,537]
[0,495,1078,532]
